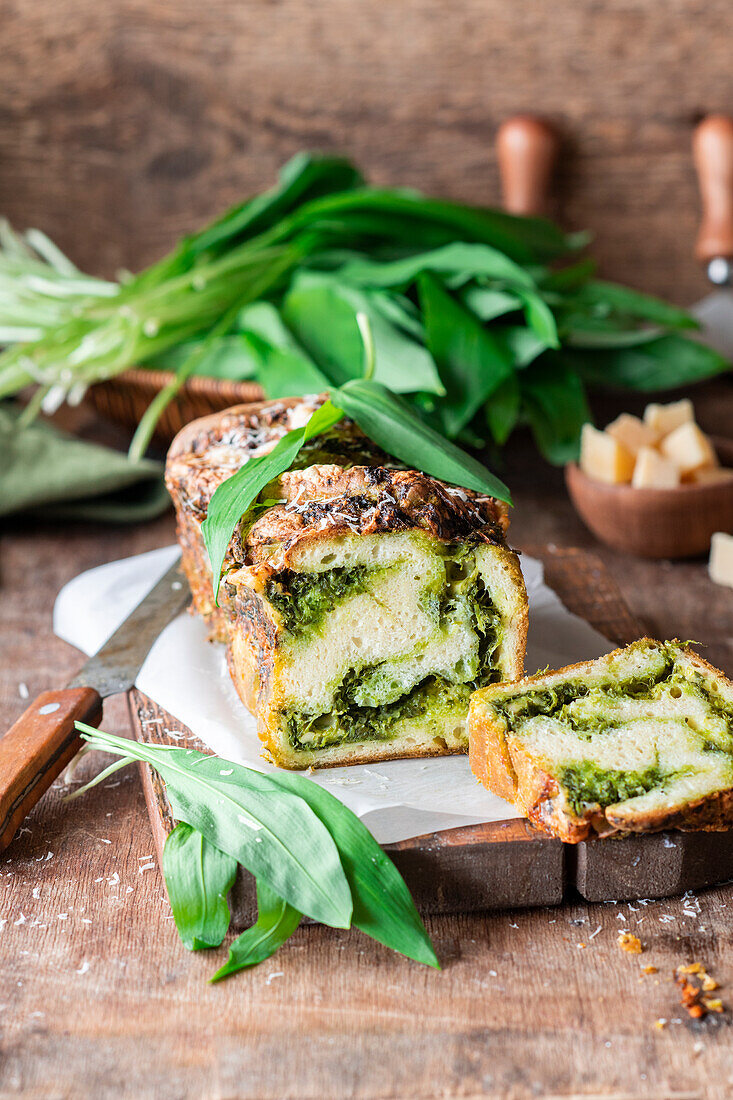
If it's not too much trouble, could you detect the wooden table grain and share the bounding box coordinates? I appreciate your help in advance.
[1,386,733,1100]
[4,0,733,306]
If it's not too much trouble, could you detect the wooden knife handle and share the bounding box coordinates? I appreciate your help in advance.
[0,687,103,853]
[693,115,733,263]
[496,115,558,216]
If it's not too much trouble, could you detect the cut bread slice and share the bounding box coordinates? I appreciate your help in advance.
[469,638,733,842]
[166,396,528,769]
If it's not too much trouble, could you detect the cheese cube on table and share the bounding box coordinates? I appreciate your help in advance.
[644,398,694,437]
[579,423,635,484]
[660,422,718,477]
[631,446,680,489]
[709,532,733,588]
[606,413,659,455]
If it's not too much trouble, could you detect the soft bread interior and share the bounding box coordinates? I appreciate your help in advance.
[264,531,526,765]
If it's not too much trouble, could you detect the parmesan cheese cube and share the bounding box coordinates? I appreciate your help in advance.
[631,446,680,489]
[643,399,694,437]
[579,423,635,485]
[660,422,718,476]
[690,467,733,486]
[709,532,733,589]
[606,413,660,455]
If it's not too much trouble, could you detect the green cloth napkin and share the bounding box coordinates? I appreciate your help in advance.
[0,405,170,523]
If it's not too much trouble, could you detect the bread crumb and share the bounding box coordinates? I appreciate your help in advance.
[654,1018,667,1030]
[642,965,658,974]
[618,931,643,954]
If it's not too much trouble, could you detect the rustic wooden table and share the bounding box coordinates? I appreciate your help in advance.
[1,384,732,1100]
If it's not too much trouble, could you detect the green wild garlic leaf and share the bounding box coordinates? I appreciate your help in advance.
[520,356,592,465]
[334,378,512,503]
[419,273,515,437]
[210,880,302,983]
[485,372,522,447]
[460,285,523,323]
[163,822,237,951]
[570,280,699,330]
[201,399,344,601]
[73,726,440,971]
[282,273,445,395]
[267,769,439,968]
[565,335,729,392]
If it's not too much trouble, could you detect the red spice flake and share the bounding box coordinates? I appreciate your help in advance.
[675,963,725,1020]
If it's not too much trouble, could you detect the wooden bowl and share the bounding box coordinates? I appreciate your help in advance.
[86,369,265,446]
[565,437,733,559]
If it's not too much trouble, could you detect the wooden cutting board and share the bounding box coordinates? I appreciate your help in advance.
[131,546,733,926]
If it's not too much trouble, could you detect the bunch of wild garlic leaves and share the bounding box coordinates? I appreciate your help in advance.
[0,152,726,463]
[71,726,439,979]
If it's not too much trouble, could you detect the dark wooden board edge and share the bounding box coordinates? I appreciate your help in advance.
[132,546,733,925]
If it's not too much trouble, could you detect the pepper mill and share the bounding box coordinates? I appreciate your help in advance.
[496,116,559,216]
[693,115,733,287]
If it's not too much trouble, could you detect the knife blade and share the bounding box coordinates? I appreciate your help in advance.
[0,556,190,852]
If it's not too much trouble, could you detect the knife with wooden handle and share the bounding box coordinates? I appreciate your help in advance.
[496,115,559,217]
[691,115,733,360]
[0,557,190,852]
[694,114,733,287]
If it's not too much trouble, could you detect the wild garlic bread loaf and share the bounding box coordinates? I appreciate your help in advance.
[469,638,733,842]
[166,396,528,769]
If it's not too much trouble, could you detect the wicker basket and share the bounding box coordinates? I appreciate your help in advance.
[87,369,265,446]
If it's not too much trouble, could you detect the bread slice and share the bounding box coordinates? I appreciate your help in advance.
[166,396,528,769]
[469,638,733,842]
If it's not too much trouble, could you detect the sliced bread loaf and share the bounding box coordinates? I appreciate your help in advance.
[469,638,733,842]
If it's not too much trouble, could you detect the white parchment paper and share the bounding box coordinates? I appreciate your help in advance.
[54,546,612,843]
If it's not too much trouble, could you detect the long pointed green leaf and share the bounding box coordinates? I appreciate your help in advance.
[338,242,536,290]
[279,189,576,263]
[267,771,439,968]
[201,400,344,601]
[566,335,729,391]
[461,286,522,323]
[419,273,514,437]
[163,823,237,950]
[334,378,512,503]
[210,881,301,982]
[282,274,445,394]
[520,356,591,464]
[572,280,699,330]
[485,373,521,446]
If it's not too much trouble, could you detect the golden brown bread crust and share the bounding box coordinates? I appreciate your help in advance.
[166,395,510,614]
[468,639,733,843]
[167,396,524,768]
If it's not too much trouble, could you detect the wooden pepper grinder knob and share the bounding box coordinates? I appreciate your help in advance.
[693,115,733,285]
[496,116,559,216]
